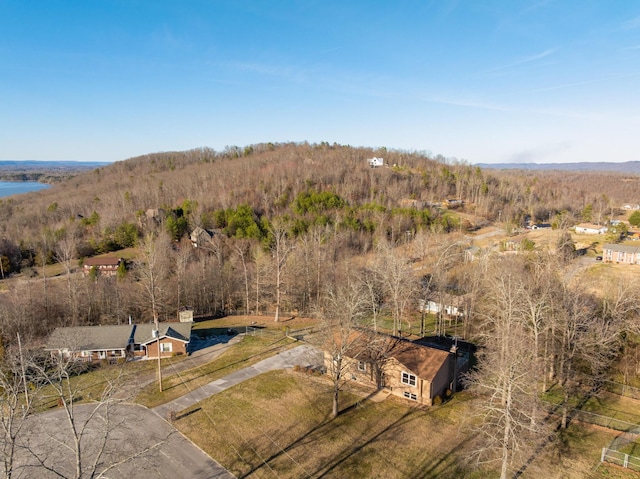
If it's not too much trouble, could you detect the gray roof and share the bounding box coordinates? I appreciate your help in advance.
[45,322,192,352]
[45,325,133,352]
[134,322,192,345]
[603,243,640,254]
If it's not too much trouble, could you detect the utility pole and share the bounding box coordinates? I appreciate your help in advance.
[154,313,163,392]
[17,333,29,407]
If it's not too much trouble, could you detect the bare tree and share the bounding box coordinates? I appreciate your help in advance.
[18,348,170,479]
[55,236,80,325]
[360,267,383,332]
[268,218,294,322]
[316,273,368,418]
[0,347,35,479]
[136,232,172,392]
[174,237,193,316]
[375,241,416,336]
[232,239,253,316]
[465,263,546,479]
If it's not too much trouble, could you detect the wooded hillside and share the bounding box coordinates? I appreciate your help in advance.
[1,142,639,345]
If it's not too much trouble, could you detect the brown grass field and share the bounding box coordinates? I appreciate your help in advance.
[173,365,636,479]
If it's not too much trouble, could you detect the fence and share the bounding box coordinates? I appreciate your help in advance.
[571,409,638,432]
[601,448,640,472]
[541,400,638,432]
[604,381,640,401]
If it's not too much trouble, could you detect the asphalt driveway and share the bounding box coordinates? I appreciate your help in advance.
[14,402,235,479]
[153,344,323,418]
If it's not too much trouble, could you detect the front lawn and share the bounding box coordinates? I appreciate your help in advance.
[135,334,298,408]
[174,370,625,479]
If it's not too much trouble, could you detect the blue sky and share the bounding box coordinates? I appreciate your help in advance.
[1,1,639,164]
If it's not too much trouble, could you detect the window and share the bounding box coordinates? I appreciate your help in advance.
[403,391,417,401]
[401,371,417,387]
[357,361,367,372]
[160,343,172,353]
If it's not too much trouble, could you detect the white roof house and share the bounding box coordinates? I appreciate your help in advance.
[368,157,384,168]
[575,223,608,234]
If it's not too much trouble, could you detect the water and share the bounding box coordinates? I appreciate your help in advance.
[0,181,50,198]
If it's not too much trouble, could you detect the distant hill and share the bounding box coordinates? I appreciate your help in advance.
[477,161,640,174]
[0,160,111,183]
[0,160,110,171]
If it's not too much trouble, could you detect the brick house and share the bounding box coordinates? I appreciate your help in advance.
[133,323,192,359]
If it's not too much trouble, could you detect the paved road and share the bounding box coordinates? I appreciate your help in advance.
[153,344,323,419]
[19,339,321,479]
[15,403,235,479]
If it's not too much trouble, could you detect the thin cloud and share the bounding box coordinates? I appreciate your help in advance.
[520,0,553,15]
[529,72,640,93]
[482,48,558,75]
[507,141,572,163]
[621,16,640,30]
[319,46,342,55]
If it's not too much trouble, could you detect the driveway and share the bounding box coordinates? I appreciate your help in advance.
[16,341,322,478]
[14,403,235,479]
[153,344,323,419]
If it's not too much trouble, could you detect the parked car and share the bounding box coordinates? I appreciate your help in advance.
[595,256,603,261]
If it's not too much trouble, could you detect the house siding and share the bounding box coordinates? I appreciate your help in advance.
[145,337,188,359]
[603,244,640,264]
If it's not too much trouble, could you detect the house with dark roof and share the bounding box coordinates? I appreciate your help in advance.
[324,330,466,406]
[82,256,123,277]
[45,323,192,362]
[602,243,640,264]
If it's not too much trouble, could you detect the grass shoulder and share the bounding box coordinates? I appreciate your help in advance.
[135,333,298,408]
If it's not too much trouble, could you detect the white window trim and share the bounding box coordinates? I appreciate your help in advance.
[401,371,417,387]
[160,342,173,353]
[357,361,367,372]
[403,391,417,401]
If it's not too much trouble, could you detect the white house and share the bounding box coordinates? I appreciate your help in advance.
[575,223,608,234]
[368,157,384,168]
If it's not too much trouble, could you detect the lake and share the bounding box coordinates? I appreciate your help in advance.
[0,181,50,198]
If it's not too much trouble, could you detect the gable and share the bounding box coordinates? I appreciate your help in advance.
[336,330,451,383]
[135,322,192,346]
[390,343,451,382]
